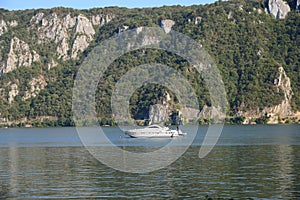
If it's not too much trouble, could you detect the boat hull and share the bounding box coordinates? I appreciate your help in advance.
[124,125,186,138]
[125,130,186,138]
[125,131,179,138]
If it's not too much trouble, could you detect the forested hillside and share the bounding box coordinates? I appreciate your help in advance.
[0,0,299,127]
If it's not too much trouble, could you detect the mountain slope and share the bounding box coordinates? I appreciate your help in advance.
[0,0,299,127]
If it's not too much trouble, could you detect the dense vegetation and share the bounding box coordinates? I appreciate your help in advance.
[0,0,299,127]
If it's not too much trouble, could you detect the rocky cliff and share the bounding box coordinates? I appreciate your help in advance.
[0,11,114,75]
[0,19,7,36]
[30,12,97,60]
[160,19,175,33]
[267,0,291,19]
[5,37,40,74]
[0,10,114,107]
[148,92,173,124]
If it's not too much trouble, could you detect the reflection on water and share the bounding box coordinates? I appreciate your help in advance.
[276,145,295,198]
[0,145,299,199]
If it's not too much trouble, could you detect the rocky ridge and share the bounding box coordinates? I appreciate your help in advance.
[0,11,114,103]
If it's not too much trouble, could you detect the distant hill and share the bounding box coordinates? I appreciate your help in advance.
[0,0,299,127]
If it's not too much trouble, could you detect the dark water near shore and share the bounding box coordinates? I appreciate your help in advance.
[0,125,299,199]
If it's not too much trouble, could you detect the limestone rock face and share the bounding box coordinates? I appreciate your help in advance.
[149,104,171,124]
[0,19,7,36]
[75,14,95,39]
[33,13,70,42]
[1,11,112,75]
[148,92,173,124]
[262,66,294,123]
[188,17,202,25]
[30,12,96,60]
[0,11,118,76]
[71,35,90,59]
[9,20,18,27]
[31,12,75,60]
[240,66,294,124]
[5,37,40,73]
[268,0,291,19]
[8,83,19,103]
[47,59,58,70]
[194,17,202,25]
[22,75,47,100]
[56,38,69,60]
[71,14,95,58]
[199,105,225,119]
[181,107,201,121]
[30,12,45,24]
[92,14,114,26]
[269,66,294,116]
[118,25,129,34]
[160,19,175,34]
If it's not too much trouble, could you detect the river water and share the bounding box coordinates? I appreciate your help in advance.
[0,125,299,199]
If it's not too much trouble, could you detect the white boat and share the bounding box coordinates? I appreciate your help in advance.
[125,125,186,138]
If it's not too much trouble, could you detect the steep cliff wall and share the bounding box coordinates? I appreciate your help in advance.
[30,12,96,60]
[0,11,114,75]
[267,0,291,19]
[4,37,40,74]
[148,92,173,124]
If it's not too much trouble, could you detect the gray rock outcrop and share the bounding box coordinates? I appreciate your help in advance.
[148,91,173,124]
[0,19,7,36]
[22,75,47,100]
[31,12,96,60]
[267,0,291,19]
[240,66,294,124]
[71,35,90,58]
[269,66,293,116]
[31,12,75,60]
[8,83,19,103]
[189,16,202,25]
[118,25,129,35]
[160,19,175,34]
[149,104,172,124]
[92,14,114,26]
[181,107,201,122]
[47,59,58,70]
[9,20,18,27]
[5,37,40,73]
[71,14,95,58]
[75,14,95,39]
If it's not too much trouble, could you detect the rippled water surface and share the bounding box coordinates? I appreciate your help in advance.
[0,125,299,199]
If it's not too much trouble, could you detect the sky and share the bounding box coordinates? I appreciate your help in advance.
[0,0,216,10]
